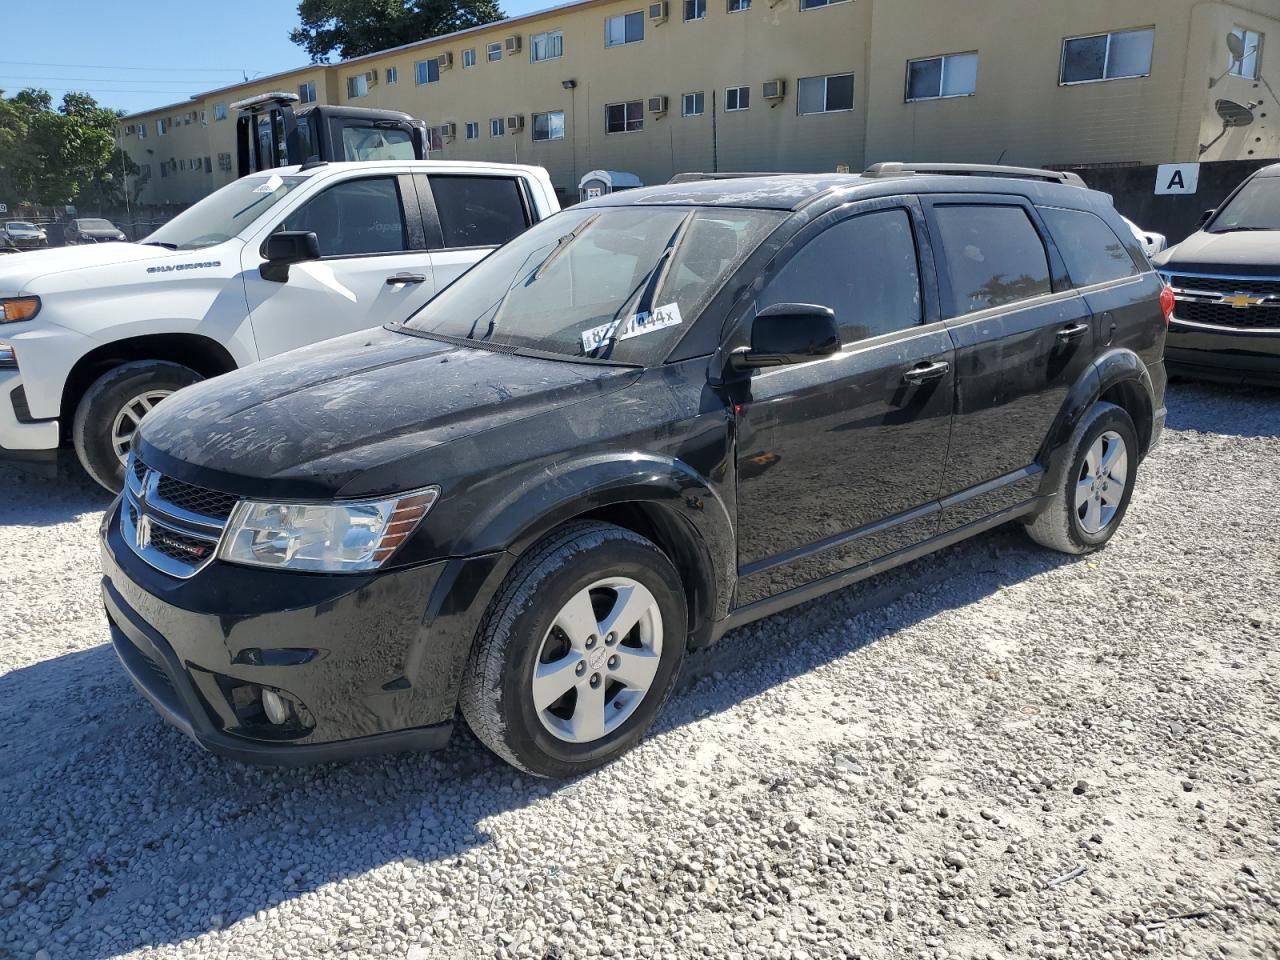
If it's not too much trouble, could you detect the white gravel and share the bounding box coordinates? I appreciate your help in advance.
[1,381,1277,960]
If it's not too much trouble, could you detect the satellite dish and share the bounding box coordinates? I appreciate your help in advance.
[1227,31,1246,61]
[1215,98,1256,127]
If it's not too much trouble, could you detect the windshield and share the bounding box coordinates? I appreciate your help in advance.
[341,125,416,161]
[403,206,783,365]
[78,219,114,230]
[7,222,36,231]
[1210,176,1280,232]
[144,174,309,249]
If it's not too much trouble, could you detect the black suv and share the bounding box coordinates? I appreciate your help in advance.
[100,164,1169,778]
[1155,162,1280,385]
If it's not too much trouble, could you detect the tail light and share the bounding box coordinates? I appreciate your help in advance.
[1159,284,1175,328]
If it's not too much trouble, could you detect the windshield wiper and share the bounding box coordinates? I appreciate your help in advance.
[1209,226,1276,233]
[530,214,600,281]
[589,217,691,360]
[142,241,178,250]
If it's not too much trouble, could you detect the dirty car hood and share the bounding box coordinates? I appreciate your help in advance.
[1157,229,1280,275]
[136,326,639,499]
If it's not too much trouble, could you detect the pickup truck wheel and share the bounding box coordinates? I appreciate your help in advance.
[1025,401,1138,555]
[72,360,202,493]
[460,521,687,778]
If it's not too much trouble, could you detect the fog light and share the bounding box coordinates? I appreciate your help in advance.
[262,689,292,725]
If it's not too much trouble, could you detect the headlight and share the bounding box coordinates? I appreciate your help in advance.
[0,342,15,368]
[218,487,439,572]
[0,296,40,323]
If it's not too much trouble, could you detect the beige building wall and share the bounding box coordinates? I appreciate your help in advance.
[118,0,1280,209]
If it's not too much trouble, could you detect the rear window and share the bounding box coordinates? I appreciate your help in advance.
[429,175,530,248]
[933,205,1052,316]
[1039,207,1139,287]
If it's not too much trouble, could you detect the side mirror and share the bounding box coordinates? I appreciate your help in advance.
[1196,208,1216,229]
[259,230,321,282]
[729,303,840,371]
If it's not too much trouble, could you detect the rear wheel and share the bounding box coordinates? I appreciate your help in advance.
[460,521,687,778]
[72,360,202,493]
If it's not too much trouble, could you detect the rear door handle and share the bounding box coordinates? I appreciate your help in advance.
[902,360,950,384]
[1056,322,1090,343]
[386,274,427,285]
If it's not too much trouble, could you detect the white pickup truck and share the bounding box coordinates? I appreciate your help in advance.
[0,160,559,491]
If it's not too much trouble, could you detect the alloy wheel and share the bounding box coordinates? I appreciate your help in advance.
[1075,430,1128,534]
[110,390,173,466]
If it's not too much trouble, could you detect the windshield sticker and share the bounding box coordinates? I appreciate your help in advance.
[252,173,284,194]
[580,303,683,354]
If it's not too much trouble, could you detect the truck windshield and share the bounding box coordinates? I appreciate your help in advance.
[402,205,784,366]
[341,125,416,161]
[144,174,309,250]
[1210,176,1280,232]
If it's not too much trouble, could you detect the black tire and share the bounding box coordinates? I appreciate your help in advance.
[1025,401,1139,555]
[460,521,688,778]
[72,360,202,493]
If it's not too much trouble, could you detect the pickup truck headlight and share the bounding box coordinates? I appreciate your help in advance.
[0,297,40,323]
[218,487,439,572]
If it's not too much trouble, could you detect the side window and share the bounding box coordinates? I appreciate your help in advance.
[282,177,408,257]
[428,175,530,248]
[340,124,416,161]
[761,208,923,343]
[933,205,1052,316]
[1038,207,1139,287]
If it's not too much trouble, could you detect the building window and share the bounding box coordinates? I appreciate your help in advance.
[725,85,750,111]
[465,121,480,140]
[199,109,208,126]
[1060,27,1154,84]
[532,110,566,141]
[799,0,849,9]
[905,52,977,101]
[137,123,147,139]
[682,91,704,116]
[298,82,316,104]
[416,58,441,84]
[347,74,369,98]
[140,163,151,177]
[684,0,705,20]
[531,30,563,62]
[214,102,228,121]
[463,48,477,68]
[156,119,168,135]
[386,66,399,84]
[1230,27,1263,79]
[798,72,854,113]
[490,117,506,137]
[427,127,444,152]
[605,12,644,47]
[487,41,503,62]
[217,152,232,171]
[728,0,750,11]
[605,100,644,133]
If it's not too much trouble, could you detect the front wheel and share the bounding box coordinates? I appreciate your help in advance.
[72,360,202,493]
[460,521,687,778]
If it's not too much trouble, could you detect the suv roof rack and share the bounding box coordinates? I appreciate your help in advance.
[667,171,784,183]
[862,162,1086,187]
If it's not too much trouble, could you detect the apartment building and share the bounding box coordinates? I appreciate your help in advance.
[118,0,1280,208]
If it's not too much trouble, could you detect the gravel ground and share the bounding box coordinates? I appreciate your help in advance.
[0,381,1277,960]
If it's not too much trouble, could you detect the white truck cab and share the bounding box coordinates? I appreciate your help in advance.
[0,160,559,491]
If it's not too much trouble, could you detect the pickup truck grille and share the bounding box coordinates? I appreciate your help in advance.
[121,454,238,578]
[1164,272,1280,331]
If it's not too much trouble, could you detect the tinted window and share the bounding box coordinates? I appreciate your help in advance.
[762,209,923,342]
[283,177,408,257]
[1039,207,1139,287]
[933,205,1052,316]
[340,125,415,161]
[429,175,529,248]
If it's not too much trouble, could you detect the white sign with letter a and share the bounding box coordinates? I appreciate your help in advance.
[1155,163,1200,195]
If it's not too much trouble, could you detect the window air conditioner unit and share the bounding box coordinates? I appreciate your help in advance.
[505,35,521,53]
[647,95,668,114]
[507,114,525,132]
[364,70,378,85]
[649,2,668,22]
[442,121,457,140]
[762,79,786,100]
[438,52,453,69]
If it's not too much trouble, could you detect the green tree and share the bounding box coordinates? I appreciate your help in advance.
[291,0,505,63]
[0,88,137,209]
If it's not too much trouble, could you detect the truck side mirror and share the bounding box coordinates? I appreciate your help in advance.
[1196,208,1216,229]
[729,303,840,372]
[259,231,320,282]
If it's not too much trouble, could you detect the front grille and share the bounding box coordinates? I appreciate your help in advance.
[122,453,236,579]
[1174,300,1280,330]
[1166,272,1280,331]
[1170,275,1280,298]
[150,526,219,565]
[155,475,239,522]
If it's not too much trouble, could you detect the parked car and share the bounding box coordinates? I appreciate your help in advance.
[1122,216,1167,259]
[2,221,48,249]
[101,164,1170,776]
[1154,162,1280,385]
[0,160,558,491]
[64,218,127,245]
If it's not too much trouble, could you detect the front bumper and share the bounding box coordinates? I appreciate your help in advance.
[1166,321,1280,386]
[0,371,59,458]
[100,501,511,765]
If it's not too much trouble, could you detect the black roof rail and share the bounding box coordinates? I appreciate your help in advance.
[862,162,1087,187]
[667,171,785,183]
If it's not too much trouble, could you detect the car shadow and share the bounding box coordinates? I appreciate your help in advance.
[1164,378,1280,438]
[0,523,1075,956]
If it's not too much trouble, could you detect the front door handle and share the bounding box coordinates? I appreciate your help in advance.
[902,360,950,384]
[1056,322,1090,343]
[386,274,427,285]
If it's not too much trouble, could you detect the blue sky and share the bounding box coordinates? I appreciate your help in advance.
[2,0,547,115]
